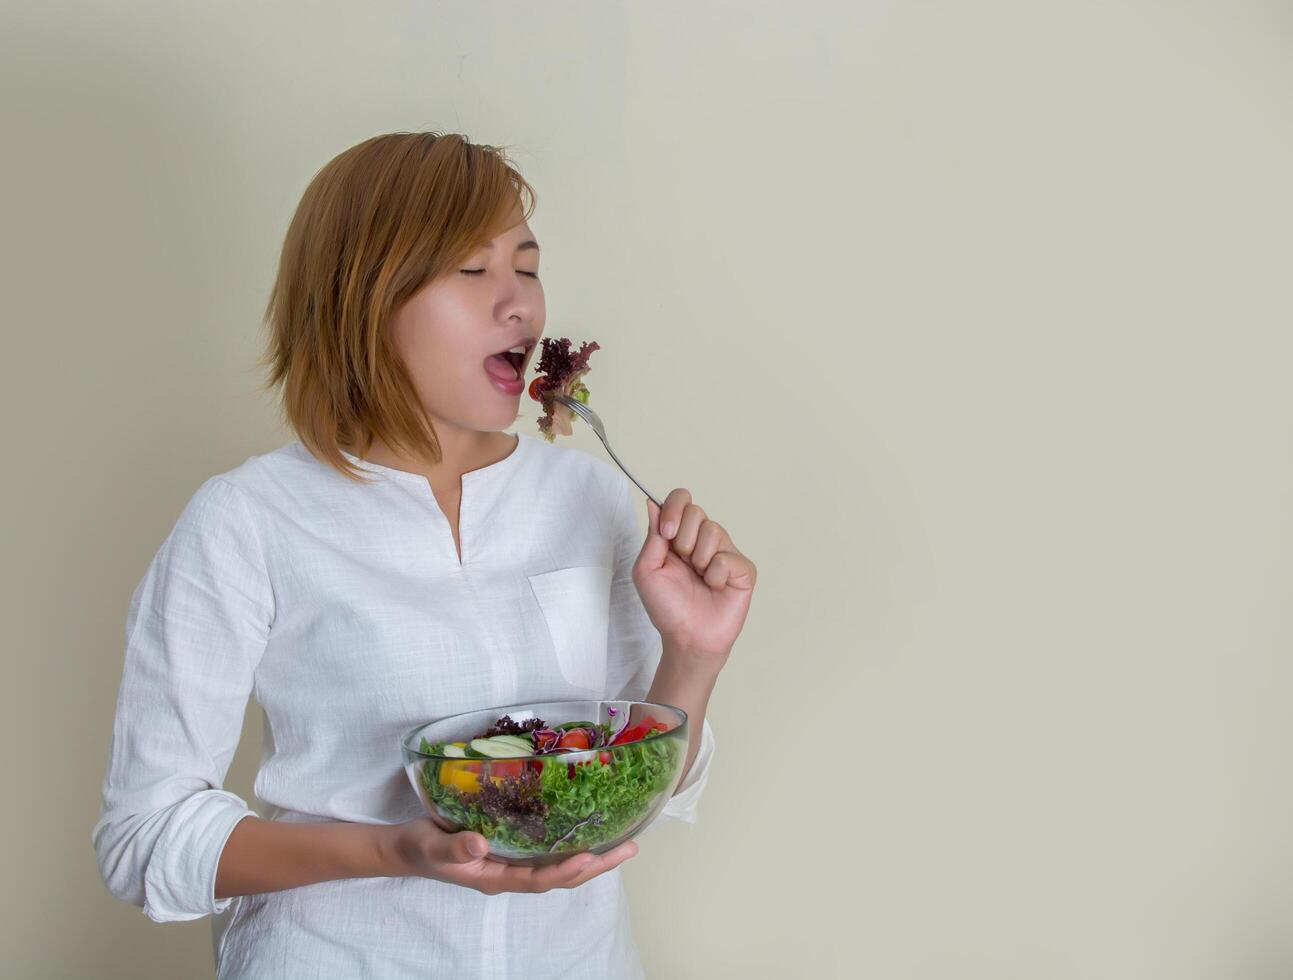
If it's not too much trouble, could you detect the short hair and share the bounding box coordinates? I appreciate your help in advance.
[259,131,537,483]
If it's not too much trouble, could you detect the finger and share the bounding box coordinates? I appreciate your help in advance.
[659,488,691,540]
[638,498,670,571]
[704,551,758,591]
[487,852,593,894]
[689,520,729,575]
[670,503,707,559]
[471,851,580,894]
[559,841,639,887]
[533,846,629,891]
[479,841,638,894]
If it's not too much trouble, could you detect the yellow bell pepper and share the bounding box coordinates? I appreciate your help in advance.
[438,760,483,794]
[437,743,528,795]
[438,743,486,795]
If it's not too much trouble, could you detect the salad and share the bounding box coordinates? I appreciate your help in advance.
[527,336,599,442]
[417,707,678,855]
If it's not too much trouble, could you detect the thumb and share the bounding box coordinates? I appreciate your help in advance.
[638,497,670,571]
[449,830,489,863]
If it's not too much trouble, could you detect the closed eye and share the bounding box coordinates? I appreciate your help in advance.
[460,269,540,279]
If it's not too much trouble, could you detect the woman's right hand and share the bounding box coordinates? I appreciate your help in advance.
[379,816,638,894]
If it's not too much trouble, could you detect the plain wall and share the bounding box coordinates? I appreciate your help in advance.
[3,1,1291,977]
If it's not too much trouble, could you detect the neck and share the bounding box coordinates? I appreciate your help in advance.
[345,428,517,491]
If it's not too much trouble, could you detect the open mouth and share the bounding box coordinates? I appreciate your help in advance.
[483,341,533,385]
[500,349,525,373]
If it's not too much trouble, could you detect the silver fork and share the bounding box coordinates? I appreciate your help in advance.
[552,393,663,508]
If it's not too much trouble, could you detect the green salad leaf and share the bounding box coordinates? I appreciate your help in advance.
[419,736,680,854]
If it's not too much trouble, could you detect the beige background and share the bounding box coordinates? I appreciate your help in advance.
[3,1,1291,977]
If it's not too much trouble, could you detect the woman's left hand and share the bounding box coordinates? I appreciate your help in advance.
[632,488,757,672]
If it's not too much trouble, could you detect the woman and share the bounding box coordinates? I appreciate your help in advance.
[92,132,757,979]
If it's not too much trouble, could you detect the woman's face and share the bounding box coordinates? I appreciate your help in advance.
[389,216,546,435]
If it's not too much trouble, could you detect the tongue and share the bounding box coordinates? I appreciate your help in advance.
[484,354,519,381]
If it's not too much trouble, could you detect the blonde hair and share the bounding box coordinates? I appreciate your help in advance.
[259,132,537,482]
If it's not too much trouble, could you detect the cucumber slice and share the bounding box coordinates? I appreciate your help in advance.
[470,737,531,759]
[489,735,535,754]
[440,744,467,758]
[463,745,489,759]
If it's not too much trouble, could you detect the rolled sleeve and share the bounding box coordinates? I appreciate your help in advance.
[92,476,273,922]
[653,715,715,825]
[602,471,717,834]
[140,792,256,921]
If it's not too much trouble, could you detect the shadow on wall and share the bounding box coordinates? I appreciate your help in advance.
[2,9,282,978]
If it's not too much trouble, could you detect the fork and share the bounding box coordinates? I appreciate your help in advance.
[552,393,663,508]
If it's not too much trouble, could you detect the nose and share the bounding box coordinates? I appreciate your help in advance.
[498,293,538,329]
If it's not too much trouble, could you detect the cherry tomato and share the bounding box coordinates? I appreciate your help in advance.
[556,729,592,751]
[528,377,546,402]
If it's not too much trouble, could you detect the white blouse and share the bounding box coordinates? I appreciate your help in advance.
[92,430,715,980]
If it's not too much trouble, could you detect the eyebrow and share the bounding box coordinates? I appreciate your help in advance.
[482,239,540,252]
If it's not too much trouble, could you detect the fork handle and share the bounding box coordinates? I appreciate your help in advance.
[599,437,664,509]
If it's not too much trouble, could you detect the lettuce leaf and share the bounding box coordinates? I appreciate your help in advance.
[420,736,681,854]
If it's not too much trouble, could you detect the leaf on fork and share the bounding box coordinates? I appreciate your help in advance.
[529,337,599,442]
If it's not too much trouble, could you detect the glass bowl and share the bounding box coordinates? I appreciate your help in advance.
[401,699,688,867]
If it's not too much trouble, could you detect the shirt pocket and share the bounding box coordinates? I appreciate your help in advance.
[526,565,613,694]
